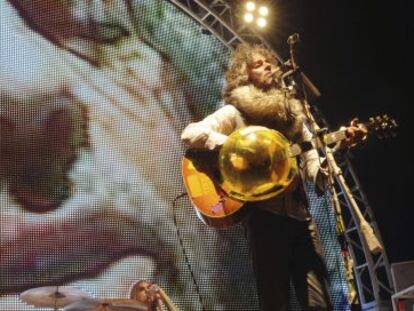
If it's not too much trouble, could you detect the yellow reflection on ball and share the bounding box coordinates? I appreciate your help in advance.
[219,126,297,201]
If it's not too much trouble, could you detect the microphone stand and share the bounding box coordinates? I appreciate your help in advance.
[283,33,383,255]
[282,32,383,305]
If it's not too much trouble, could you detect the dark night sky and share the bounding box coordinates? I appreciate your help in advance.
[263,0,412,263]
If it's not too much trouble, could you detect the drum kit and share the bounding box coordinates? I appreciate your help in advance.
[19,286,149,311]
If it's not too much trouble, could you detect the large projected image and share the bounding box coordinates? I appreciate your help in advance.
[0,0,247,309]
[1,1,349,310]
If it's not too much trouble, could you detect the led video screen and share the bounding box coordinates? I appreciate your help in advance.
[0,1,349,310]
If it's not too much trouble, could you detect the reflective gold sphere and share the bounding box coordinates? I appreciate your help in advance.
[219,126,297,201]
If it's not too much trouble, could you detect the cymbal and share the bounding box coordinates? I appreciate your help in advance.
[20,286,93,308]
[63,298,150,311]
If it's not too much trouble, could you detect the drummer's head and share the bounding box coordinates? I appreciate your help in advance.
[129,280,153,303]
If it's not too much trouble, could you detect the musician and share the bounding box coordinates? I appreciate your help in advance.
[129,280,179,311]
[181,43,366,311]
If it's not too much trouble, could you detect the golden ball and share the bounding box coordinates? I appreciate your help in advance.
[219,126,297,201]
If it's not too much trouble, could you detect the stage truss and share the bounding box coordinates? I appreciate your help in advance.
[167,0,395,309]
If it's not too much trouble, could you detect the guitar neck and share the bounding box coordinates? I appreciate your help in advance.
[288,129,348,157]
[324,129,349,145]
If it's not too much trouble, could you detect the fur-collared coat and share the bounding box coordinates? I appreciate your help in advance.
[181,84,327,220]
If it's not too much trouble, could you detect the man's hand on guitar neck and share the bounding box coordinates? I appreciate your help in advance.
[338,118,368,150]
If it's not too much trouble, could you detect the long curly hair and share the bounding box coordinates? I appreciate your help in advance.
[221,43,306,141]
[222,43,278,99]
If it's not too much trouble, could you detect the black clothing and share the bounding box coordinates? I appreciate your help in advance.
[247,208,333,311]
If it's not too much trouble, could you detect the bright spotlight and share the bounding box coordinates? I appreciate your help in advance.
[244,13,254,23]
[242,1,269,29]
[257,17,267,28]
[246,1,256,12]
[258,6,268,16]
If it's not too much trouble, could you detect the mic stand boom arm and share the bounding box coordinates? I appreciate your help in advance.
[284,33,383,255]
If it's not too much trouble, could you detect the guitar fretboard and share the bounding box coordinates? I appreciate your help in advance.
[288,129,348,157]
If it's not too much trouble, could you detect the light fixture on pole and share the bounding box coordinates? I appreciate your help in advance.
[242,1,269,29]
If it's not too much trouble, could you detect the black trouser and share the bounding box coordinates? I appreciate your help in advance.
[247,208,333,311]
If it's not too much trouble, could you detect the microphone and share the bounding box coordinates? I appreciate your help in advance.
[285,33,321,97]
[287,33,300,46]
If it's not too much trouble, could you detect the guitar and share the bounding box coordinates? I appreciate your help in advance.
[182,115,397,228]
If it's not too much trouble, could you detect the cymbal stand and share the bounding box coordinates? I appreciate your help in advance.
[53,285,59,311]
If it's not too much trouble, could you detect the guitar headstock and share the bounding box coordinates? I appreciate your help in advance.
[366,114,398,140]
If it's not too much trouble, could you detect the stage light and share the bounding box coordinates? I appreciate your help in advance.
[258,6,268,16]
[257,17,267,28]
[241,1,269,29]
[244,13,254,23]
[246,2,256,12]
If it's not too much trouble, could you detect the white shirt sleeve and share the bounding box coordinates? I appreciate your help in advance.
[300,123,328,190]
[181,105,244,150]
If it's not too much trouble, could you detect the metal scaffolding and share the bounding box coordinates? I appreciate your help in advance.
[168,0,395,309]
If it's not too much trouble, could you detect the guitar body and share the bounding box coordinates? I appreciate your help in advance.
[182,150,248,228]
[181,116,398,228]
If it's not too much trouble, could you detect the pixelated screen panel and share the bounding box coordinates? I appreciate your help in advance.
[0,1,348,310]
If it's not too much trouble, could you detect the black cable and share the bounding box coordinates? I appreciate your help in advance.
[171,192,207,311]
